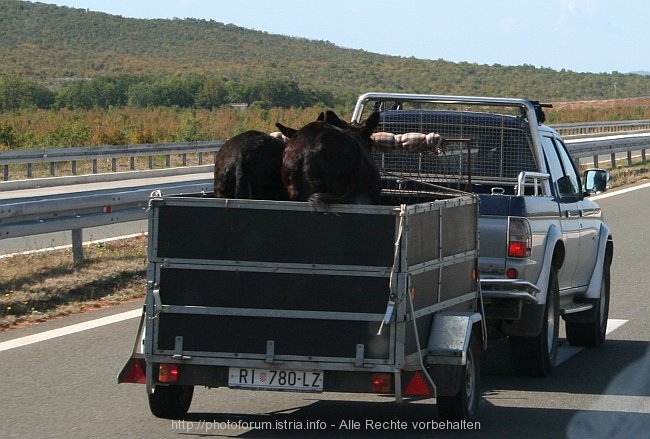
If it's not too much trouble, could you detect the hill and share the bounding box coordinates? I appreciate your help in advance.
[2,0,650,104]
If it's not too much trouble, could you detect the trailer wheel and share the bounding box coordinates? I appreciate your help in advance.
[566,263,610,347]
[509,267,559,377]
[437,333,481,422]
[148,385,194,418]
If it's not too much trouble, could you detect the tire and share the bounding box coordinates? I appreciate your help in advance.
[566,263,610,347]
[509,267,559,377]
[437,333,481,422]
[148,385,194,418]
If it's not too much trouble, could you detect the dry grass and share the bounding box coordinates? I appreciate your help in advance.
[0,234,148,331]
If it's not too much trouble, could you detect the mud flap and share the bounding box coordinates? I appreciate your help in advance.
[425,312,482,396]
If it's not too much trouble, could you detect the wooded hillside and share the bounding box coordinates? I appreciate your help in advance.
[3,0,650,105]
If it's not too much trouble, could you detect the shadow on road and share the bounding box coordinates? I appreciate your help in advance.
[174,338,650,438]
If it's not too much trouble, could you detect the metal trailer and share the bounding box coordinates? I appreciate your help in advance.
[119,191,485,421]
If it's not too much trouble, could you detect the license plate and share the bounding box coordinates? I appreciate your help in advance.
[228,367,323,392]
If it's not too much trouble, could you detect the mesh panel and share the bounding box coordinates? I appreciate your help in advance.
[371,108,537,182]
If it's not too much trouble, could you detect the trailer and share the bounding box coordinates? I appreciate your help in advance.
[119,185,484,421]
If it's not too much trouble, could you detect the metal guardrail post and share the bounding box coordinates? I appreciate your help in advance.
[71,228,84,265]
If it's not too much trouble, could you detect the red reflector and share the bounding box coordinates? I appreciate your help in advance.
[118,358,146,384]
[508,241,528,258]
[371,373,392,393]
[506,268,518,279]
[158,364,179,383]
[404,371,432,396]
[103,205,113,213]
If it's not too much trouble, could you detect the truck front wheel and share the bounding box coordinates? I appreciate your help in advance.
[509,267,559,377]
[436,333,481,421]
[148,385,194,418]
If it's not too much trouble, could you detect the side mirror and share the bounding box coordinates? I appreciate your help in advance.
[584,168,609,195]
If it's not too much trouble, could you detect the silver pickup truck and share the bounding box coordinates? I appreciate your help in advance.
[352,92,613,376]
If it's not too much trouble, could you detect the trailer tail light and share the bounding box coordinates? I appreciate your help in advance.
[158,364,179,383]
[118,358,146,384]
[507,217,532,258]
[371,373,392,393]
[404,371,433,396]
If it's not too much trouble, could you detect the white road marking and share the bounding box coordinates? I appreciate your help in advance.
[488,391,650,414]
[605,318,628,333]
[0,308,142,353]
[591,181,650,200]
[556,319,629,365]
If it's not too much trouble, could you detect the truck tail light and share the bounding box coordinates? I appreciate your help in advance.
[158,364,179,383]
[507,217,532,258]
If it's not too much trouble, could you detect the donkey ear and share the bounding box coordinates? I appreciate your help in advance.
[324,110,345,126]
[317,112,325,121]
[275,122,297,139]
[363,111,381,131]
[359,111,380,137]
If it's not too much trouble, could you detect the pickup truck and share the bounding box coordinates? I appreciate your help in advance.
[119,190,485,421]
[351,92,613,377]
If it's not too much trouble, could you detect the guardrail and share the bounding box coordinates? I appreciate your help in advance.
[2,120,650,182]
[2,121,650,181]
[0,179,213,263]
[565,133,650,168]
[1,140,223,181]
[2,126,649,262]
[552,120,650,136]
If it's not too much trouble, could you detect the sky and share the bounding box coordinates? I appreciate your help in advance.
[40,0,649,74]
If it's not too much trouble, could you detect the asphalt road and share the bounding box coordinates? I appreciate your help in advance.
[1,183,649,438]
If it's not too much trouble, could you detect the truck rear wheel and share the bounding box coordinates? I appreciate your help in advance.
[436,333,481,421]
[148,385,194,418]
[566,263,610,347]
[509,267,559,377]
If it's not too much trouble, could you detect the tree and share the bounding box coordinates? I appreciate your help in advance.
[195,76,228,108]
[0,75,55,111]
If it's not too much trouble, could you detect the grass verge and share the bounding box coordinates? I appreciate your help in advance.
[0,235,148,331]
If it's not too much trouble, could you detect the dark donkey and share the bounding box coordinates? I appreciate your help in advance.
[276,111,381,204]
[213,130,287,200]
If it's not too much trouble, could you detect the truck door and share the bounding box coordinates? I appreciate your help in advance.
[554,136,600,288]
[541,135,581,290]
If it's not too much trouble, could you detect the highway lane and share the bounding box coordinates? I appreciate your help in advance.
[1,183,649,438]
